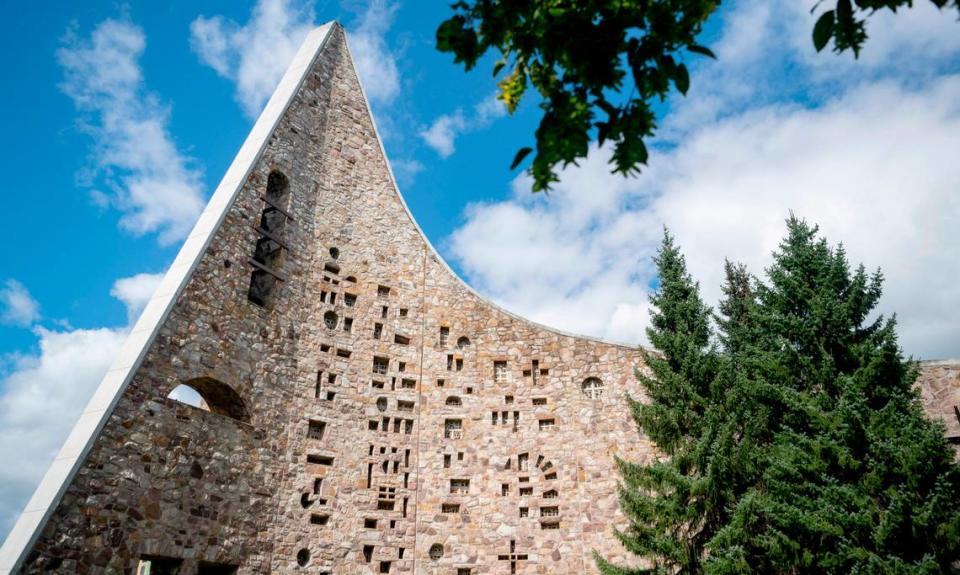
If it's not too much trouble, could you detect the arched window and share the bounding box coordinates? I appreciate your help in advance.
[323,311,338,329]
[261,170,290,235]
[166,377,250,422]
[429,544,444,560]
[248,170,292,308]
[446,396,462,406]
[266,170,289,203]
[581,377,604,400]
[456,336,471,349]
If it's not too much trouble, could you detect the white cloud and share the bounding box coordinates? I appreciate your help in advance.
[390,158,425,189]
[0,281,40,327]
[191,0,402,117]
[420,111,466,158]
[666,0,960,137]
[447,3,960,358]
[798,0,960,73]
[421,93,507,157]
[110,272,163,323]
[0,271,159,536]
[58,19,206,245]
[190,0,316,118]
[347,0,401,105]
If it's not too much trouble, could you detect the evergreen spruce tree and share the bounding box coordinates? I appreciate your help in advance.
[708,217,960,573]
[596,230,719,574]
[600,218,960,574]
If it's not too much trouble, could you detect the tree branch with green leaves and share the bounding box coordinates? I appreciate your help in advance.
[436,0,959,192]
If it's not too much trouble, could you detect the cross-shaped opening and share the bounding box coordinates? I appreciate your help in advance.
[497,540,528,574]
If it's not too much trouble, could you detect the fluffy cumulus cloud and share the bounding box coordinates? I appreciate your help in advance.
[346,0,402,105]
[110,272,163,323]
[0,281,40,327]
[421,93,507,158]
[190,0,317,117]
[191,0,402,117]
[58,19,206,245]
[0,271,161,536]
[447,0,960,358]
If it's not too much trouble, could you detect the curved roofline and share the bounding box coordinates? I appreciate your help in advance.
[336,22,643,353]
[918,359,960,366]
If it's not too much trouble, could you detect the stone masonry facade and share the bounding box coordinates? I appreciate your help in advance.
[12,23,960,575]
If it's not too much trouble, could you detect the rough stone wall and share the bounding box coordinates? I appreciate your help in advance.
[917,361,960,443]
[17,23,960,575]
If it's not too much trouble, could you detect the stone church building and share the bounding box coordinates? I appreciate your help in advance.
[1,23,957,574]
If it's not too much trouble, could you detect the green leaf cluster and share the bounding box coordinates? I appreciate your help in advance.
[436,1,958,193]
[436,0,720,192]
[598,217,960,574]
[813,0,959,56]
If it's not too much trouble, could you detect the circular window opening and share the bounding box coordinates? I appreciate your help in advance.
[456,336,471,349]
[429,543,444,561]
[582,377,604,400]
[296,548,310,567]
[329,246,340,259]
[376,397,388,412]
[323,311,338,330]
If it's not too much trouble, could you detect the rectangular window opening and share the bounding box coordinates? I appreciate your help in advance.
[450,479,470,494]
[494,361,507,383]
[373,356,389,375]
[137,556,183,575]
[307,454,334,466]
[310,513,330,525]
[443,419,463,439]
[307,420,326,440]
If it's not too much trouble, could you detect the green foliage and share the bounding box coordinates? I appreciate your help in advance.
[437,1,959,192]
[436,0,720,192]
[813,1,959,56]
[596,230,721,574]
[599,218,960,574]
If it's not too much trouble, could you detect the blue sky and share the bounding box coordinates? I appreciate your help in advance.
[1,0,959,541]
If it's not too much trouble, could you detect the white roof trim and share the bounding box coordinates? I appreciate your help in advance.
[0,24,335,574]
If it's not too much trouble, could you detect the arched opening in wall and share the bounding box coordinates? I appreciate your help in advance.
[248,169,291,308]
[456,336,471,349]
[260,171,290,236]
[296,548,310,567]
[582,377,604,399]
[324,311,338,330]
[266,170,290,205]
[167,377,251,423]
[429,544,444,561]
[446,396,462,407]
